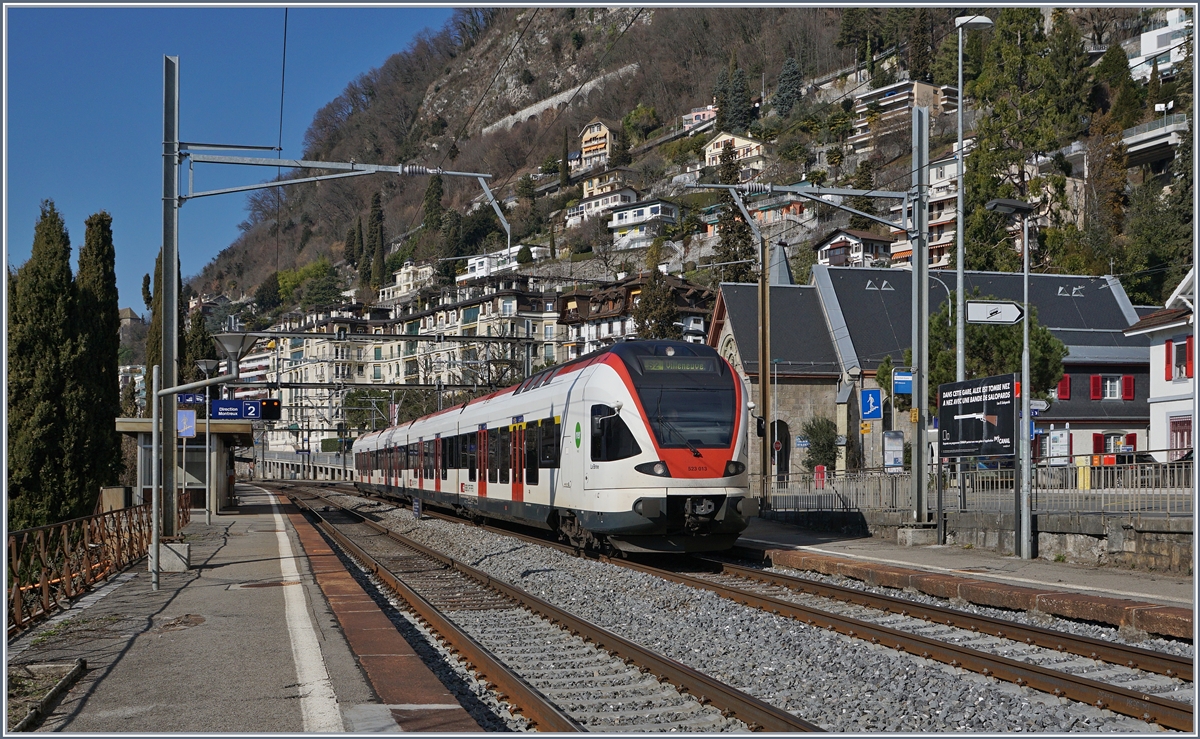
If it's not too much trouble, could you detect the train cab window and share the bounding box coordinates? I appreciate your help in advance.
[498,427,511,484]
[488,429,499,484]
[591,404,641,462]
[539,417,561,468]
[525,424,539,486]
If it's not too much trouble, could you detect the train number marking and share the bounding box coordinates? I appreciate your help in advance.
[688,466,709,472]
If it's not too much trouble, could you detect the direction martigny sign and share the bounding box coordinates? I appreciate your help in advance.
[937,374,1018,458]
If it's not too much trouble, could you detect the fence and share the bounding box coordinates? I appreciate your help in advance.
[8,491,190,636]
[757,451,1193,519]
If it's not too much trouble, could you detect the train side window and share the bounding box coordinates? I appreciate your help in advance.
[467,433,477,482]
[498,427,511,484]
[591,404,641,462]
[440,439,448,480]
[525,423,539,486]
[539,418,560,468]
[424,440,435,479]
[488,429,498,484]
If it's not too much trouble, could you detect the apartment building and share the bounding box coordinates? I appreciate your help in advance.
[848,80,957,153]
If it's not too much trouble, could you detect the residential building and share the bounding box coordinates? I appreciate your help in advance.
[813,229,895,268]
[565,186,638,228]
[889,147,966,267]
[698,182,827,238]
[707,265,1153,472]
[848,80,958,153]
[457,244,548,283]
[378,260,435,305]
[703,132,767,182]
[118,307,143,328]
[579,118,618,169]
[609,199,679,250]
[1122,268,1194,460]
[1125,8,1192,82]
[581,167,634,200]
[682,105,717,130]
[557,272,713,360]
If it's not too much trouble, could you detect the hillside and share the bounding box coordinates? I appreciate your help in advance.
[187,7,857,310]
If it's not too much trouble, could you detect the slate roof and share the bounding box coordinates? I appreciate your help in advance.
[815,266,1152,373]
[718,283,840,377]
[1124,306,1192,335]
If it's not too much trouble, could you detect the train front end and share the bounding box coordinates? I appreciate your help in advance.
[580,341,755,554]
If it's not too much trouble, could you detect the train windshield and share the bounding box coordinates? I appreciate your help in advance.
[617,344,736,449]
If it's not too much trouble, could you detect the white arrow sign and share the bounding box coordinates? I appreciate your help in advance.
[966,300,1024,325]
[1030,399,1049,412]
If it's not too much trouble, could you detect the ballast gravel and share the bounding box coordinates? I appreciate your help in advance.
[333,495,1173,733]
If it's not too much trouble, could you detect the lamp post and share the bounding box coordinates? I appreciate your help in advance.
[197,359,220,526]
[955,14,993,384]
[986,197,1036,560]
[150,332,258,590]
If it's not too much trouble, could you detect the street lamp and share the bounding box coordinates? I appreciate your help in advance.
[197,359,220,526]
[955,14,993,385]
[985,197,1036,560]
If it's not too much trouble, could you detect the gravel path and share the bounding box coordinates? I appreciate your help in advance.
[331,494,1175,733]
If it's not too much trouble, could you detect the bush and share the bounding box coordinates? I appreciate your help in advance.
[520,69,535,85]
[801,417,838,472]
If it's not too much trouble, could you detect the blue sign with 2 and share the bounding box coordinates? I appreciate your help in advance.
[861,389,883,420]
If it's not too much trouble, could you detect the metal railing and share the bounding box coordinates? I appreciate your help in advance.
[8,492,190,635]
[1123,113,1188,139]
[756,452,1193,519]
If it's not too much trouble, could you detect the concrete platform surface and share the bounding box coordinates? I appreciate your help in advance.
[736,518,1195,639]
[6,485,481,733]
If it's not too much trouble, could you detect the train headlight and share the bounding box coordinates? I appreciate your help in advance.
[723,460,746,476]
[634,461,671,477]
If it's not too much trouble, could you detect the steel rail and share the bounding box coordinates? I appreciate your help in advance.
[699,558,1194,682]
[294,485,1194,730]
[288,494,584,733]
[291,490,823,732]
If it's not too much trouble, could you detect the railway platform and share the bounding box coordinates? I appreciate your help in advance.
[735,518,1194,640]
[7,484,486,733]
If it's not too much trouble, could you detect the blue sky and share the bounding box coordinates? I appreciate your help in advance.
[6,6,454,311]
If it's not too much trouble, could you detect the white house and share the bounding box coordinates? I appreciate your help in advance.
[608,199,679,250]
[457,245,549,283]
[812,228,895,268]
[565,186,638,229]
[1125,8,1193,82]
[702,132,767,182]
[1123,268,1195,460]
[378,260,435,304]
[683,105,717,130]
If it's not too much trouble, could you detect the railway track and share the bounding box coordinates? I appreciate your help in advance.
[319,484,1194,731]
[284,488,822,732]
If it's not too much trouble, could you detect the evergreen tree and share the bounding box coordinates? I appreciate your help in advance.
[344,224,359,269]
[727,67,753,133]
[423,174,444,230]
[354,217,365,271]
[365,192,385,292]
[516,173,537,202]
[8,201,81,528]
[72,211,123,496]
[144,248,185,391]
[516,244,533,264]
[560,127,571,189]
[712,65,730,132]
[774,57,803,117]
[609,128,632,167]
[632,240,681,339]
[1042,10,1092,143]
[182,309,219,386]
[714,142,755,284]
[255,271,282,311]
[437,209,463,283]
[141,273,152,310]
[847,160,878,231]
[548,221,557,259]
[906,9,933,82]
[1147,58,1162,110]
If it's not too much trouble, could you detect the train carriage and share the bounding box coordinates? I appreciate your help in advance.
[353,340,756,553]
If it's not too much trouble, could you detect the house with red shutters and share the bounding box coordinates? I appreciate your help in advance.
[1122,268,1194,461]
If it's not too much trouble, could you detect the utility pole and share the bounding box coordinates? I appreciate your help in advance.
[162,56,180,538]
[911,107,930,523]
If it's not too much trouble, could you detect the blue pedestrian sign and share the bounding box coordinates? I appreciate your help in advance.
[892,371,913,395]
[212,400,243,419]
[177,410,196,438]
[861,389,883,420]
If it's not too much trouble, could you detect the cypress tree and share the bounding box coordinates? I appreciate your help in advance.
[632,240,681,339]
[609,129,632,167]
[72,211,123,499]
[144,247,185,394]
[8,201,79,528]
[344,224,359,268]
[727,67,753,133]
[775,57,803,118]
[713,66,730,132]
[367,192,386,292]
[354,217,365,272]
[183,309,219,385]
[560,127,571,189]
[423,174,444,230]
[714,143,755,284]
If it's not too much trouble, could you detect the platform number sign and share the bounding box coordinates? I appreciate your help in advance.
[861,389,883,420]
[242,400,260,419]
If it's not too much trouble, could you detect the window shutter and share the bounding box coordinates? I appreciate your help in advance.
[1188,336,1195,379]
[1122,375,1135,400]
[1124,433,1137,451]
[1057,374,1071,400]
[1165,340,1174,381]
[1092,433,1104,453]
[1089,375,1102,400]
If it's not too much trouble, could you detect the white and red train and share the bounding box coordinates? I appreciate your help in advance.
[353,340,756,553]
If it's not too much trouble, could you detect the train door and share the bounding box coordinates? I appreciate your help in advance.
[511,422,524,503]
[434,435,442,494]
[477,426,488,498]
[417,438,424,489]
